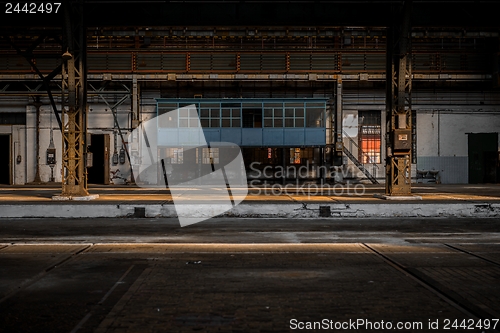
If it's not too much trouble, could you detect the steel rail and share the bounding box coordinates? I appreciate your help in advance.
[361,243,500,332]
[0,244,94,305]
[444,243,500,268]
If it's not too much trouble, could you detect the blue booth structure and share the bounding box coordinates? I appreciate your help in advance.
[156,98,326,147]
[155,98,328,182]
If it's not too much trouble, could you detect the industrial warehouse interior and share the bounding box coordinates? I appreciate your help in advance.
[0,1,499,332]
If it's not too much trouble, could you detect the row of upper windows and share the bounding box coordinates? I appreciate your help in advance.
[157,102,325,128]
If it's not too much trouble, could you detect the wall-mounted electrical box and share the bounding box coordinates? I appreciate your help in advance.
[46,148,56,166]
[393,129,411,151]
[119,148,126,164]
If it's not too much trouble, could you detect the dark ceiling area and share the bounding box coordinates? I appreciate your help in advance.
[1,1,500,28]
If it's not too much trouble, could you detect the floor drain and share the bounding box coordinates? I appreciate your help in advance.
[319,206,331,217]
[134,207,146,218]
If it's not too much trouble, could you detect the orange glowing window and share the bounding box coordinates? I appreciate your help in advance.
[358,111,381,164]
[289,148,301,164]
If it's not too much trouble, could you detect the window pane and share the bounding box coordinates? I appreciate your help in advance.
[274,109,283,117]
[158,117,167,128]
[285,108,294,117]
[179,119,189,127]
[264,119,273,127]
[274,118,283,127]
[179,108,190,118]
[232,109,240,118]
[200,119,209,127]
[295,118,304,127]
[232,119,240,127]
[210,119,220,127]
[222,108,231,117]
[295,108,304,117]
[285,118,294,127]
[200,109,209,118]
[210,109,220,118]
[290,148,301,164]
[189,119,198,127]
[306,108,323,127]
[264,108,272,117]
[164,147,184,164]
[358,110,381,164]
[176,149,183,164]
[159,112,178,128]
[222,119,231,127]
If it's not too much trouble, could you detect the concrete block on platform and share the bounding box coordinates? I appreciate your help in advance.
[373,194,423,201]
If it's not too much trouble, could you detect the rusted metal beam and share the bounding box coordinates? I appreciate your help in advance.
[385,1,413,196]
[58,0,95,199]
[2,36,63,131]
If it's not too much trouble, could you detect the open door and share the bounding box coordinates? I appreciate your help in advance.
[468,133,498,183]
[87,134,110,185]
[242,109,262,128]
[0,134,11,184]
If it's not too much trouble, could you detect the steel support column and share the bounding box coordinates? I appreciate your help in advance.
[385,1,412,196]
[333,79,343,166]
[130,75,139,184]
[132,74,139,126]
[32,97,43,183]
[58,0,92,198]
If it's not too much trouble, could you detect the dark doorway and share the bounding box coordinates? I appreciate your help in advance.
[242,109,262,128]
[0,135,10,184]
[468,133,498,183]
[87,134,110,185]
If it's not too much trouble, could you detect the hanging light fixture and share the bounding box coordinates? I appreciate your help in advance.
[62,48,73,60]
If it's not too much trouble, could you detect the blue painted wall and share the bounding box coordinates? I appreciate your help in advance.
[156,98,327,147]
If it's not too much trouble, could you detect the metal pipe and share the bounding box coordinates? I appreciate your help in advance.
[33,98,42,183]
[96,93,135,183]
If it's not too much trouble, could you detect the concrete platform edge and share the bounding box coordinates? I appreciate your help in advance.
[0,203,499,218]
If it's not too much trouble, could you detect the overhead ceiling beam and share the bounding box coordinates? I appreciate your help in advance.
[2,2,500,28]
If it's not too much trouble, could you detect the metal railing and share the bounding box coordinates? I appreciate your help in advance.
[342,129,379,184]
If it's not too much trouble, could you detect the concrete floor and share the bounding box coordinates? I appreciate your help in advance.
[0,218,499,332]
